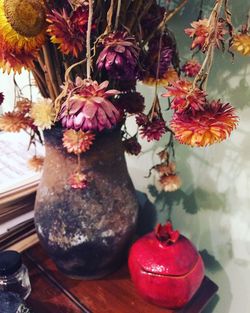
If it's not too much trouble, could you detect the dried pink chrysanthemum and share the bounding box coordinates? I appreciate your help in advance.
[60,78,120,132]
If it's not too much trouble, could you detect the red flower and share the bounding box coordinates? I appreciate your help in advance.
[170,100,238,147]
[185,19,227,51]
[137,113,166,142]
[47,5,95,57]
[162,79,206,113]
[182,59,201,77]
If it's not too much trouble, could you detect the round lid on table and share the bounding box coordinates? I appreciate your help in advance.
[0,251,22,276]
[130,233,199,276]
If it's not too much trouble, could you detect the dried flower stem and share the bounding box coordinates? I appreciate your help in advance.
[193,0,223,90]
[54,58,86,118]
[106,0,114,33]
[114,0,122,30]
[150,31,163,121]
[42,44,61,97]
[86,0,93,79]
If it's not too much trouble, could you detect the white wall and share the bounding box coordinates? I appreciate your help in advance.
[125,2,250,312]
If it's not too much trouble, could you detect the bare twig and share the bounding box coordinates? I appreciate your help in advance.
[86,0,93,79]
[106,0,115,33]
[115,0,122,30]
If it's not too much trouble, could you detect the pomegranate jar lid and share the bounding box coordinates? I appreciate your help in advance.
[131,231,199,277]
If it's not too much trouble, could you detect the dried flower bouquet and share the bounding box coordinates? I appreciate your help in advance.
[0,0,246,190]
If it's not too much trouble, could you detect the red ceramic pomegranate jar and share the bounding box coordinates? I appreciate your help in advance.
[128,222,205,309]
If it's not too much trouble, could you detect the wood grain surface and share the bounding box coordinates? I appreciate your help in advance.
[24,245,218,313]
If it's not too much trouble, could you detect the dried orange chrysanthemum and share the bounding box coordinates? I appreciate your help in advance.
[154,162,176,176]
[28,155,44,172]
[0,112,32,132]
[170,100,238,147]
[143,67,178,87]
[0,38,37,73]
[232,34,250,56]
[63,129,95,155]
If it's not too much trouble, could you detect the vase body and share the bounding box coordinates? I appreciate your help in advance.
[34,127,139,279]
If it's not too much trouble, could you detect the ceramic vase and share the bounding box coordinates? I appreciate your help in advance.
[34,127,139,279]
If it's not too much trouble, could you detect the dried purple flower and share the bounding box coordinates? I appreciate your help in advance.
[137,114,166,142]
[139,33,174,82]
[0,92,4,105]
[114,92,145,114]
[123,137,141,155]
[97,31,140,80]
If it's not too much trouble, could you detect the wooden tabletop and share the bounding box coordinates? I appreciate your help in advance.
[24,244,218,313]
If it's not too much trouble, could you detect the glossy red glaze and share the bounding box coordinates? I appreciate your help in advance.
[128,229,205,309]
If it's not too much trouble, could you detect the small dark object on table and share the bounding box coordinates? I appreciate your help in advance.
[0,291,32,313]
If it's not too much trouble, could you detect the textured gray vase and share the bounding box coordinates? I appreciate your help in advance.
[34,127,139,279]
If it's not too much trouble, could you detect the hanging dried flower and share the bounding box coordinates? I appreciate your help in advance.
[114,92,145,114]
[0,92,4,105]
[170,100,238,147]
[157,149,169,161]
[31,99,55,130]
[0,112,32,132]
[97,31,140,80]
[16,98,32,113]
[162,79,207,113]
[136,113,166,142]
[47,5,93,57]
[0,0,45,53]
[154,162,176,176]
[159,174,182,192]
[182,59,201,77]
[143,33,174,80]
[185,19,227,51]
[232,34,250,56]
[123,137,141,155]
[68,171,87,189]
[143,67,178,86]
[63,129,95,154]
[28,155,44,172]
[60,78,120,132]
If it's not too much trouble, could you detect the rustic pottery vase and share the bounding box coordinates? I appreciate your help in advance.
[128,222,205,309]
[34,127,139,279]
